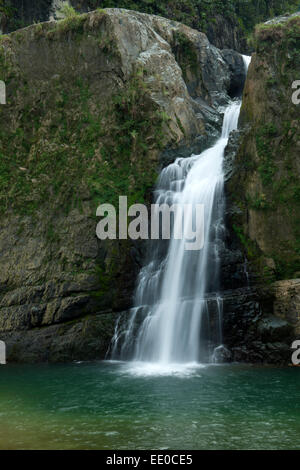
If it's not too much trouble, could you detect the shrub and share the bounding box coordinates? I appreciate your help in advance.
[58,2,78,19]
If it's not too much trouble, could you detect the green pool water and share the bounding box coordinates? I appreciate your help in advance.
[0,361,299,450]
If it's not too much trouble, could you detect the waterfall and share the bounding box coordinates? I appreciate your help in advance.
[242,54,252,72]
[110,57,251,366]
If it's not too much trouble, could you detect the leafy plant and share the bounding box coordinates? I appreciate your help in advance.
[58,2,78,19]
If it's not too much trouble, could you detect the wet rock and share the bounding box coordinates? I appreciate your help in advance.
[257,316,292,342]
[223,129,243,182]
[221,49,247,98]
[1,312,118,363]
[212,345,232,363]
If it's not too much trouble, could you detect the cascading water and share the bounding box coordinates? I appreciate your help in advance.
[111,56,251,367]
[242,54,251,72]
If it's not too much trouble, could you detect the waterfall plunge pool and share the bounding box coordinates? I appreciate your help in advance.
[0,361,299,450]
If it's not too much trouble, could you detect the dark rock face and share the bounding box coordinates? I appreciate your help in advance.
[223,128,243,182]
[221,130,257,292]
[0,0,52,33]
[204,288,292,365]
[0,312,118,363]
[221,50,247,98]
[206,14,248,53]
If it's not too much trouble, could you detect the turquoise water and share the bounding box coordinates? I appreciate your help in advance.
[0,361,299,450]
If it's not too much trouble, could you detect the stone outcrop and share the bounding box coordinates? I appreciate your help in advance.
[273,279,300,335]
[205,14,248,53]
[0,9,240,362]
[1,311,119,363]
[221,287,294,364]
[226,13,300,283]
[223,14,300,362]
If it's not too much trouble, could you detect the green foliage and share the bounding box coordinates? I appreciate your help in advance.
[46,12,88,39]
[0,0,15,18]
[90,67,165,208]
[46,223,60,243]
[89,0,299,33]
[232,224,258,258]
[235,0,299,31]
[58,2,78,18]
[262,265,276,284]
[248,193,275,210]
[173,31,199,81]
[2,0,300,40]
[256,125,277,186]
[93,264,114,296]
[0,65,165,215]
[273,255,300,280]
[266,76,277,87]
[1,0,50,33]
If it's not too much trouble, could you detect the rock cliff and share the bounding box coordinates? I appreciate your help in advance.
[227,13,300,283]
[224,13,300,362]
[1,7,299,365]
[0,8,241,361]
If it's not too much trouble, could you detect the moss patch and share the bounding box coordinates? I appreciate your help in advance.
[0,60,167,215]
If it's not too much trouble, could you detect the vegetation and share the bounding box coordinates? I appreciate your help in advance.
[255,12,300,43]
[255,124,277,186]
[0,37,165,215]
[0,0,52,32]
[72,0,300,34]
[1,0,299,41]
[173,31,199,83]
[58,2,78,18]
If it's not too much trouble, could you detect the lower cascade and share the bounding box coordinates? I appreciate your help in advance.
[111,56,251,366]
